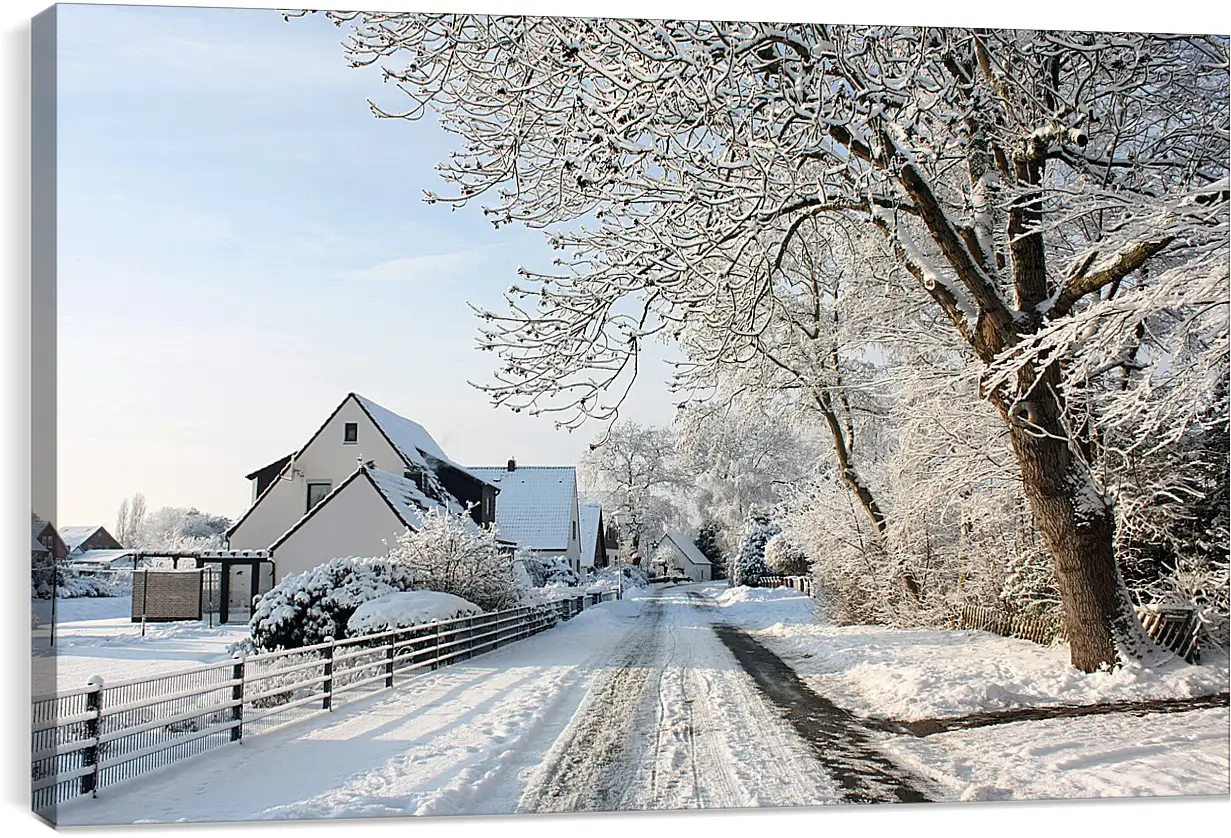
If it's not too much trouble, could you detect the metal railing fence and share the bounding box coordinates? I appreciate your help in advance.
[32,590,617,813]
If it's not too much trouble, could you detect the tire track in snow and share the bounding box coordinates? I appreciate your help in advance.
[521,586,842,812]
[517,601,664,812]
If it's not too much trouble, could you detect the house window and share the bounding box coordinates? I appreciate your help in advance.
[343,422,358,444]
[572,520,578,541]
[306,482,331,512]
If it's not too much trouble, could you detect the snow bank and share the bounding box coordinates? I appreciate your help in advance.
[886,707,1230,801]
[714,588,1230,720]
[348,591,480,635]
[714,585,819,632]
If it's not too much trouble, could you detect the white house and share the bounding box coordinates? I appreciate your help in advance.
[653,533,713,582]
[229,393,500,583]
[468,461,582,572]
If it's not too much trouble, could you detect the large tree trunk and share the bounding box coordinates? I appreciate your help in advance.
[1003,383,1156,672]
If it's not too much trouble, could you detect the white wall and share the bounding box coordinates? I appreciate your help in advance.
[271,475,410,582]
[230,396,404,551]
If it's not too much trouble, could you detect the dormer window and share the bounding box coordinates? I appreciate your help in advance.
[343,422,358,444]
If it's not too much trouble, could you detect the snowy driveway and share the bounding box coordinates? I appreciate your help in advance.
[54,584,848,825]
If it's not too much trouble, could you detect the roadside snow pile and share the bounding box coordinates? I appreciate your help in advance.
[348,591,480,635]
[714,585,818,631]
[527,584,582,604]
[715,588,1229,720]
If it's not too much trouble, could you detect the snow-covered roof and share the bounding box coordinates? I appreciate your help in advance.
[366,466,451,531]
[59,526,108,552]
[352,394,493,488]
[270,465,479,552]
[68,549,137,568]
[468,466,576,551]
[578,503,602,568]
[662,533,711,567]
[31,535,48,553]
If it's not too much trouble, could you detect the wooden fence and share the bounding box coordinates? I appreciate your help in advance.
[752,575,815,597]
[956,603,1201,663]
[31,590,618,814]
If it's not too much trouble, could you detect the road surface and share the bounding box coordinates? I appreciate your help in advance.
[55,584,924,825]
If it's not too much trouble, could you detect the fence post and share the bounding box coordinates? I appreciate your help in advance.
[385,639,396,688]
[322,637,335,711]
[432,623,441,671]
[231,653,245,742]
[81,675,104,798]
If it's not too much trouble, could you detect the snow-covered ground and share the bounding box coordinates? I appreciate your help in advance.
[41,584,1229,826]
[53,584,838,825]
[31,595,249,695]
[714,584,1230,801]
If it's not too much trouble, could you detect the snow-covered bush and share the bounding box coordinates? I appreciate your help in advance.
[347,590,480,635]
[249,556,419,651]
[763,533,809,576]
[734,512,779,586]
[593,563,648,590]
[31,566,121,599]
[516,551,580,588]
[386,509,525,612]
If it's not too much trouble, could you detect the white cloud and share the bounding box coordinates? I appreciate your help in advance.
[343,251,482,283]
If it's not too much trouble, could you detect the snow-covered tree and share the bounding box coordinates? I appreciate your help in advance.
[674,397,818,557]
[693,521,726,580]
[734,513,779,587]
[114,496,231,551]
[578,421,685,562]
[319,14,1229,671]
[763,533,809,577]
[386,510,525,612]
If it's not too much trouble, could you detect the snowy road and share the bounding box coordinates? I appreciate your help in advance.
[55,584,844,825]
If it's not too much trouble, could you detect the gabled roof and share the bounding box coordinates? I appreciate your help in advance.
[245,453,292,482]
[352,394,493,488]
[578,503,603,567]
[232,392,493,539]
[31,521,67,556]
[31,535,49,553]
[270,466,475,552]
[59,526,115,552]
[68,549,137,568]
[468,466,576,551]
[661,533,711,567]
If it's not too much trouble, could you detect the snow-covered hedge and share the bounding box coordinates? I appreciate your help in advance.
[31,567,121,599]
[249,556,418,651]
[249,511,527,652]
[347,590,480,635]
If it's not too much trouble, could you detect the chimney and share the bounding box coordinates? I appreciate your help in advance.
[507,458,517,472]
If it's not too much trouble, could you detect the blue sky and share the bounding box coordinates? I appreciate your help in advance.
[54,3,681,525]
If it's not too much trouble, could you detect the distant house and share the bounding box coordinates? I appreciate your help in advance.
[578,503,608,571]
[31,520,68,561]
[229,392,501,583]
[59,525,123,554]
[653,533,713,582]
[468,461,582,572]
[68,549,141,574]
